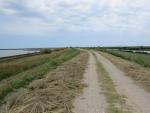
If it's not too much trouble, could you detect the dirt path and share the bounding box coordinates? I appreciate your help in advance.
[73,52,106,113]
[94,51,150,113]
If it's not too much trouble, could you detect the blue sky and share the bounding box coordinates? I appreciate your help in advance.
[0,0,150,48]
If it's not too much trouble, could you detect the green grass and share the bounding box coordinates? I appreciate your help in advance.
[0,49,67,81]
[94,53,131,113]
[104,50,150,67]
[96,46,150,51]
[0,48,79,103]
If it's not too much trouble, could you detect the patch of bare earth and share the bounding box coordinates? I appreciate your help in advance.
[0,52,88,113]
[73,52,106,113]
[95,51,150,113]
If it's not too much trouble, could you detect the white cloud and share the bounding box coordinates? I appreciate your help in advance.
[0,0,150,35]
[0,8,17,15]
[0,0,18,15]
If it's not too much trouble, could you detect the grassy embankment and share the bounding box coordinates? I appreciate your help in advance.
[103,50,150,67]
[0,51,88,113]
[0,48,79,103]
[94,53,131,113]
[0,49,66,81]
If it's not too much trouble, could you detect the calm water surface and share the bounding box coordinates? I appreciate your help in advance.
[0,50,36,58]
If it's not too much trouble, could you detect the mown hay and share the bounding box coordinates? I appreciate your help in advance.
[0,51,89,113]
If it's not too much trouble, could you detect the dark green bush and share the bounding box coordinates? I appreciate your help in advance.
[40,49,52,54]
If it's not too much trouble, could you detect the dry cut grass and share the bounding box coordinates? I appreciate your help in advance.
[0,49,79,103]
[0,51,89,113]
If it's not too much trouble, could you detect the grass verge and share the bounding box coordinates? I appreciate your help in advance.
[0,51,89,113]
[0,49,67,81]
[0,48,79,103]
[94,53,131,113]
[103,50,150,67]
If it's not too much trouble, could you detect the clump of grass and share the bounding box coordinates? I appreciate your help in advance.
[94,54,131,113]
[105,50,150,67]
[0,49,80,103]
[28,79,48,90]
[0,51,89,113]
[0,49,67,81]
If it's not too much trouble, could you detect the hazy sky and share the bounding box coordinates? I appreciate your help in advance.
[0,0,150,48]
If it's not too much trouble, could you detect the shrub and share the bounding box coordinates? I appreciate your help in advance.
[40,49,52,54]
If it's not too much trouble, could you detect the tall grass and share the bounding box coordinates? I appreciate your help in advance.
[104,50,150,67]
[0,49,67,80]
[0,48,79,103]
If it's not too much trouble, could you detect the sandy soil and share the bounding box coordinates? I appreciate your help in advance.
[73,52,106,113]
[95,51,150,113]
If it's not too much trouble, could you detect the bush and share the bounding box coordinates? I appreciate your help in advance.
[40,49,52,54]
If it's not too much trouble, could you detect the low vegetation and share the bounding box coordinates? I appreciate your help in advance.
[94,53,131,113]
[40,48,52,54]
[102,50,150,67]
[0,49,66,81]
[0,51,88,113]
[96,46,150,51]
[0,48,79,103]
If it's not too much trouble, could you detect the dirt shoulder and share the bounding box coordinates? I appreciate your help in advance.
[95,51,150,113]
